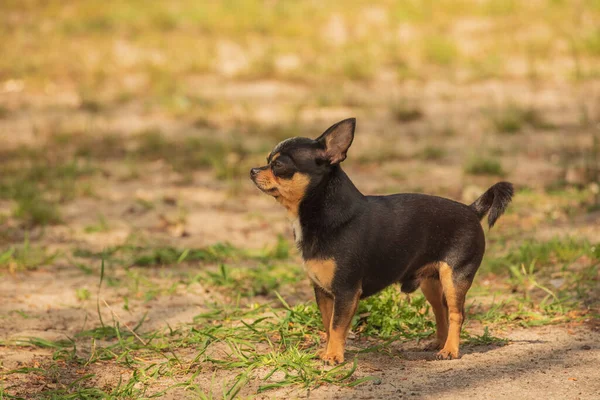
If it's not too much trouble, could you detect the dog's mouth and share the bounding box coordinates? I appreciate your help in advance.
[258,185,279,196]
[251,178,280,196]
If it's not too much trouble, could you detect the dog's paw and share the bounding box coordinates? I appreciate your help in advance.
[436,348,459,360]
[319,350,344,365]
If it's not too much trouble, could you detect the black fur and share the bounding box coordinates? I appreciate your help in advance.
[469,182,514,228]
[252,119,513,299]
[298,165,490,296]
[250,118,514,362]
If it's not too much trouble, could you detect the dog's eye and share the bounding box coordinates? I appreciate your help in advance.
[271,160,282,172]
[272,160,291,177]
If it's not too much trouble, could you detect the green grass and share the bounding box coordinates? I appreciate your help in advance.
[355,287,434,339]
[84,215,110,233]
[584,29,600,56]
[462,326,508,346]
[76,288,92,301]
[70,239,294,300]
[485,237,598,273]
[1,0,600,99]
[419,145,446,161]
[464,156,505,176]
[0,148,96,226]
[73,237,289,267]
[491,105,553,134]
[423,35,459,66]
[1,296,376,398]
[3,234,596,397]
[0,237,59,272]
[0,128,267,226]
[391,100,424,123]
[60,128,261,185]
[1,287,503,398]
[475,237,599,327]
[196,263,303,297]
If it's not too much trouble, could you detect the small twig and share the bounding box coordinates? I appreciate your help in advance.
[102,299,147,346]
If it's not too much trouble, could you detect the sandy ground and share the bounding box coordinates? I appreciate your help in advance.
[0,264,599,399]
[1,78,600,398]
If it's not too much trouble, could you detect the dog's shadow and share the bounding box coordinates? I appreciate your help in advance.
[349,338,547,361]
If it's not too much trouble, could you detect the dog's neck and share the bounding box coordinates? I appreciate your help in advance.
[296,166,365,257]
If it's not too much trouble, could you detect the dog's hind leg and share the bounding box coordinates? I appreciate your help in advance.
[436,261,474,360]
[420,277,448,350]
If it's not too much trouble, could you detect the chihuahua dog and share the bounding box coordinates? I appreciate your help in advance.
[250,118,513,364]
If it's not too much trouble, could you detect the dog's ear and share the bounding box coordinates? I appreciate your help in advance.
[316,118,356,165]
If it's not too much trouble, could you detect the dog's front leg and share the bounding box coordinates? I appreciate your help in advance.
[314,285,334,358]
[319,287,361,365]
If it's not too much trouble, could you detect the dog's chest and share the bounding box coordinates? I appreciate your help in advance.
[303,259,335,294]
[290,217,303,247]
[289,218,334,293]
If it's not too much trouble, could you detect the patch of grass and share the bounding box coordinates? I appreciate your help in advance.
[341,51,376,81]
[72,238,295,300]
[462,327,508,346]
[196,262,303,297]
[84,214,110,233]
[464,156,505,176]
[0,150,96,226]
[4,242,594,398]
[391,100,424,123]
[419,145,446,160]
[355,286,434,340]
[491,105,553,134]
[136,129,226,168]
[79,94,104,113]
[486,237,597,273]
[0,238,59,272]
[51,128,259,185]
[73,236,290,267]
[475,238,599,327]
[12,191,62,226]
[423,35,458,66]
[584,29,600,56]
[76,288,92,301]
[0,105,9,119]
[3,296,375,398]
[134,129,255,183]
[353,145,407,165]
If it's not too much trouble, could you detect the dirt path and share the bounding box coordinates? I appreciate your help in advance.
[1,67,600,400]
[1,262,599,399]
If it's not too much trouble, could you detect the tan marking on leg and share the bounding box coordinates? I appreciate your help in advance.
[321,290,361,365]
[417,262,440,279]
[305,259,336,292]
[314,287,333,358]
[437,262,470,360]
[420,278,448,350]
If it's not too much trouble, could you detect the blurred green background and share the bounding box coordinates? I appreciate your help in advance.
[1,1,600,398]
[1,0,600,253]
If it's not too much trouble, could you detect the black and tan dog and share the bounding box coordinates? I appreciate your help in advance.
[250,118,513,364]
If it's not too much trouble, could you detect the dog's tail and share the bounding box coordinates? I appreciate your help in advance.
[469,182,514,228]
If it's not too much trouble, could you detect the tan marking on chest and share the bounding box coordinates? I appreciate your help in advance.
[304,259,336,292]
[290,217,303,247]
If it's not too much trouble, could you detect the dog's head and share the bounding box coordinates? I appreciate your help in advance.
[250,118,356,216]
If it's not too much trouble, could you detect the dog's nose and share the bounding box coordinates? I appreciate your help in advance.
[250,168,259,179]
